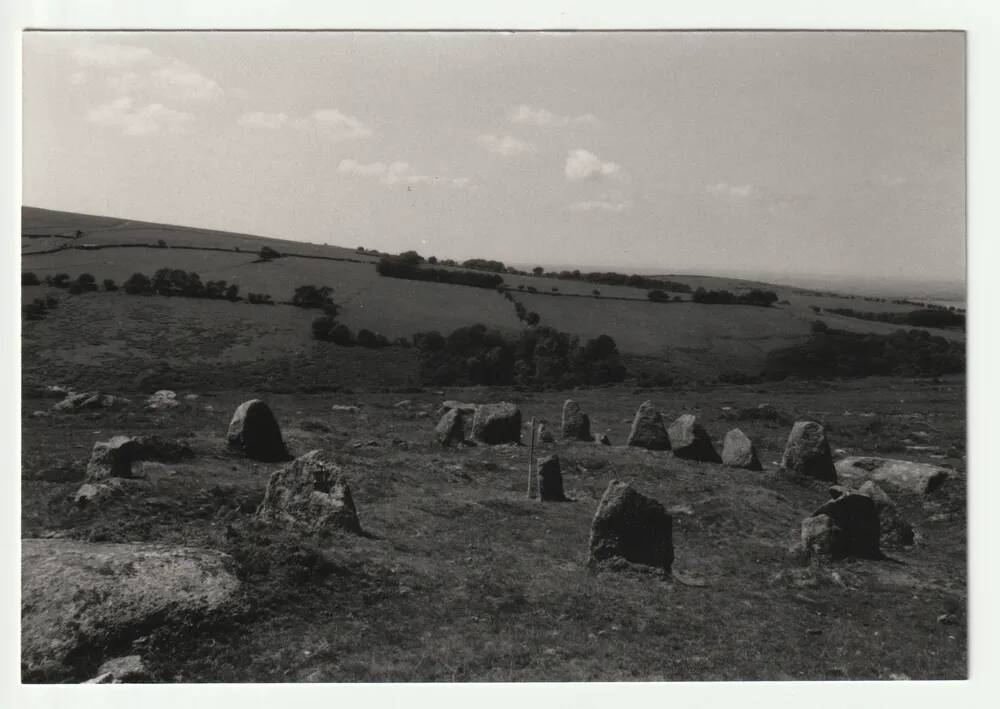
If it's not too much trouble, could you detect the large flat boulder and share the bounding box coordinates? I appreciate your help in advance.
[471,402,522,445]
[667,414,721,463]
[257,450,362,534]
[835,456,951,495]
[589,480,673,572]
[780,421,836,481]
[626,401,671,451]
[21,539,243,682]
[227,399,290,462]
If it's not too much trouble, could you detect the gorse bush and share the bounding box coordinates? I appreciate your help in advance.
[411,323,626,387]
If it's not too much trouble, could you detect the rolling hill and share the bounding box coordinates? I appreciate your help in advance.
[21,206,964,392]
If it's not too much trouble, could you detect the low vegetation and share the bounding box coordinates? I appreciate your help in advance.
[763,325,965,380]
[375,257,505,289]
[692,287,779,307]
[411,323,626,387]
[822,307,965,330]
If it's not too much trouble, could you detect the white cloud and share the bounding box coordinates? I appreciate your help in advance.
[565,149,622,181]
[86,97,194,136]
[70,41,221,101]
[338,158,469,188]
[567,199,632,213]
[707,182,755,198]
[476,133,536,156]
[295,109,372,140]
[238,111,290,129]
[509,104,599,128]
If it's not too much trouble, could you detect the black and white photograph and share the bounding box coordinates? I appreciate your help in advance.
[5,2,998,702]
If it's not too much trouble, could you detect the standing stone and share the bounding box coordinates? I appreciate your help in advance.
[857,481,915,549]
[667,414,722,463]
[589,480,673,572]
[721,428,763,470]
[257,450,361,534]
[561,400,592,441]
[471,402,522,444]
[227,399,289,462]
[780,421,836,481]
[434,408,466,447]
[86,436,140,481]
[626,401,671,451]
[801,493,881,561]
[536,455,566,501]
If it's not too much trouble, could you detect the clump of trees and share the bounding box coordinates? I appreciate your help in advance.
[292,285,336,311]
[116,269,248,302]
[67,273,99,294]
[822,307,964,330]
[103,278,118,292]
[259,246,281,261]
[762,326,964,380]
[692,288,778,307]
[375,257,504,289]
[461,258,507,273]
[411,323,626,387]
[21,272,41,286]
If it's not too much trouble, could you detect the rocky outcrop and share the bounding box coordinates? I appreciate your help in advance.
[21,539,243,682]
[625,401,671,451]
[780,421,836,481]
[227,399,290,462]
[256,450,361,534]
[835,456,951,495]
[589,480,673,572]
[721,428,763,470]
[667,414,721,463]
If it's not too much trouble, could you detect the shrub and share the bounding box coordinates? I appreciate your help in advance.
[259,246,281,261]
[292,285,335,310]
[427,256,438,265]
[647,289,671,302]
[532,267,544,276]
[330,324,354,346]
[23,298,48,320]
[21,272,40,286]
[461,258,506,273]
[123,273,153,295]
[525,312,540,326]
[47,273,71,288]
[103,279,118,292]
[397,250,425,266]
[356,329,383,348]
[248,293,274,305]
[157,239,167,248]
[312,315,336,340]
[692,287,777,307]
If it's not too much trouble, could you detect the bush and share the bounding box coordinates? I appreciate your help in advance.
[647,289,671,302]
[102,278,118,292]
[692,287,777,307]
[763,326,964,380]
[461,258,506,273]
[356,329,385,348]
[525,312,540,326]
[23,298,48,320]
[47,273,71,288]
[21,272,40,286]
[330,324,354,346]
[259,246,281,261]
[292,285,336,311]
[157,239,167,248]
[248,292,274,305]
[411,323,625,388]
[123,273,153,295]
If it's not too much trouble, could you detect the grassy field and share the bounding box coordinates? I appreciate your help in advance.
[20,376,966,682]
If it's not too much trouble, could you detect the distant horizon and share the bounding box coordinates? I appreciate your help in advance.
[22,201,965,302]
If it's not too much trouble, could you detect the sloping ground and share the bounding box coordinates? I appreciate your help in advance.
[20,377,966,681]
[21,206,963,384]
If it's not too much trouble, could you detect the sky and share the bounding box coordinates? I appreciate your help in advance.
[22,31,965,286]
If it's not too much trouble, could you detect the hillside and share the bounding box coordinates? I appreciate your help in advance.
[21,206,964,391]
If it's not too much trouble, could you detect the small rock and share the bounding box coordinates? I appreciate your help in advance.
[145,390,180,410]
